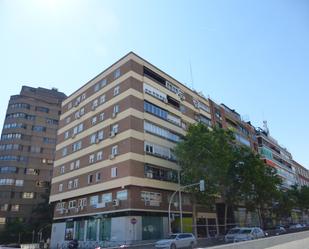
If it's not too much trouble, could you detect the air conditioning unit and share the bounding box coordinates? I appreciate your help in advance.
[109,154,115,160]
[74,101,80,107]
[112,199,119,207]
[91,105,97,111]
[110,131,116,137]
[71,133,76,138]
[76,115,81,119]
[112,112,117,119]
[95,138,100,144]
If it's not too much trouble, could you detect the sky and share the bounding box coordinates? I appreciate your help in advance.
[0,0,308,167]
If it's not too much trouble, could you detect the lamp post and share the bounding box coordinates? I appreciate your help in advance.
[168,180,205,234]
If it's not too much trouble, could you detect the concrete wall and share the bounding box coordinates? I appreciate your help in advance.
[207,231,309,249]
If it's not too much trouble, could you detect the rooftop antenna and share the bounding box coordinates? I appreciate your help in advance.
[263,120,270,135]
[189,60,194,89]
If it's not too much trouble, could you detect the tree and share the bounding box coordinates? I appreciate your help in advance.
[175,124,241,233]
[175,123,282,232]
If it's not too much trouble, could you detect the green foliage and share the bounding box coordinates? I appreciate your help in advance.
[175,123,282,226]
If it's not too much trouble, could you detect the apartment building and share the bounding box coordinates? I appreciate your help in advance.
[292,160,309,187]
[208,99,258,151]
[256,122,297,189]
[0,86,66,228]
[49,52,215,246]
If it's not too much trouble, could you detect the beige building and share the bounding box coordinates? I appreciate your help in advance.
[49,52,215,246]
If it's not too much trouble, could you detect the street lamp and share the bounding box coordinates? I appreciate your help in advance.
[168,180,205,234]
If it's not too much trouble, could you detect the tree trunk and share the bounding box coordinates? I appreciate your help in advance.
[192,196,197,237]
[244,209,248,226]
[257,208,264,229]
[224,204,228,234]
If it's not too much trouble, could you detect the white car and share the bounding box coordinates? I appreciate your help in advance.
[155,233,197,249]
[225,227,266,243]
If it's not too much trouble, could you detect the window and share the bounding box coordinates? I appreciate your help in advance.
[114,68,121,79]
[68,180,73,189]
[0,179,14,185]
[144,121,180,142]
[80,107,85,116]
[11,204,19,212]
[60,166,65,174]
[78,198,87,207]
[59,184,63,192]
[111,124,119,134]
[90,134,97,144]
[15,180,24,186]
[75,160,80,169]
[116,190,127,200]
[113,104,119,114]
[64,131,69,139]
[97,151,103,161]
[143,83,167,102]
[90,195,98,206]
[30,146,42,153]
[91,116,97,125]
[22,192,34,199]
[81,93,86,100]
[99,112,105,121]
[111,167,117,178]
[66,116,71,124]
[144,141,173,160]
[35,106,49,113]
[88,174,93,184]
[99,94,106,104]
[95,172,101,182]
[62,147,68,157]
[73,179,79,188]
[75,111,80,119]
[89,154,95,163]
[70,162,75,170]
[102,193,112,203]
[113,86,120,96]
[111,145,118,156]
[72,141,82,152]
[24,168,40,175]
[0,204,8,211]
[98,130,104,140]
[32,125,46,132]
[100,79,107,87]
[68,200,77,209]
[92,99,98,109]
[43,137,56,144]
[144,101,168,120]
[94,83,100,92]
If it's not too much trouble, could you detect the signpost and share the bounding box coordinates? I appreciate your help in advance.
[131,218,137,240]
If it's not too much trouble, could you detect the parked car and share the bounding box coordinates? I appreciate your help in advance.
[289,223,303,229]
[225,227,266,243]
[155,233,197,249]
[274,225,287,235]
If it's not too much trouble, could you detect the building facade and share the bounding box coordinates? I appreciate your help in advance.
[256,122,298,189]
[49,52,216,247]
[0,86,66,228]
[292,160,309,187]
[208,99,258,151]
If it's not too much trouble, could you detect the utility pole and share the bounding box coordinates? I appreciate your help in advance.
[168,180,205,234]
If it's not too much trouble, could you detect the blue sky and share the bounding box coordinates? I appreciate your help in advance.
[0,0,308,167]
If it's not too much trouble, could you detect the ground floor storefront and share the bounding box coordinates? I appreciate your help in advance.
[51,212,171,248]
